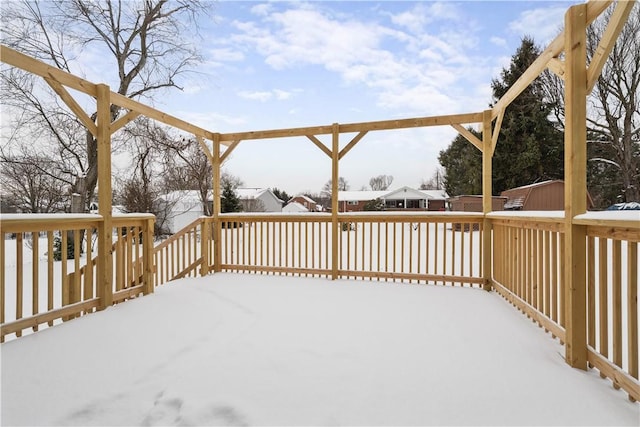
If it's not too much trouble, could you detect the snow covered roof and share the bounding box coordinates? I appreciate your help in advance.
[338,190,388,201]
[235,188,283,203]
[291,195,317,204]
[420,189,448,199]
[282,202,309,213]
[338,187,448,202]
[157,190,211,203]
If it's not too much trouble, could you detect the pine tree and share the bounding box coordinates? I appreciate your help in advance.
[221,181,242,213]
[438,130,482,196]
[490,37,564,194]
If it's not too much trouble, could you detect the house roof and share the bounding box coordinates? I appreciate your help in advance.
[282,202,309,212]
[338,187,448,202]
[420,189,448,199]
[157,190,211,203]
[291,195,317,204]
[338,190,388,201]
[236,188,283,203]
[502,179,562,193]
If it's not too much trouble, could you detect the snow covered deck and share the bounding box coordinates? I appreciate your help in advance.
[2,273,637,426]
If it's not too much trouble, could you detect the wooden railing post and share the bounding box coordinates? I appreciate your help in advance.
[482,109,493,292]
[96,83,113,309]
[142,216,155,294]
[564,3,588,370]
[331,123,339,280]
[212,134,222,273]
[200,218,210,276]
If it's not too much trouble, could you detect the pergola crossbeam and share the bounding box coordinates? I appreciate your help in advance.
[111,110,141,134]
[451,124,483,152]
[338,131,368,160]
[220,112,484,143]
[547,58,566,79]
[306,135,333,158]
[219,139,241,163]
[586,0,635,93]
[492,0,613,119]
[44,77,97,137]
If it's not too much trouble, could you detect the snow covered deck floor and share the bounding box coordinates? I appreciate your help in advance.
[2,274,638,426]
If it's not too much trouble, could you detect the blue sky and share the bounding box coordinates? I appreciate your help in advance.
[146,1,579,195]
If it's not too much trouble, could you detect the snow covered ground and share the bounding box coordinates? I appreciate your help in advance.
[2,273,638,426]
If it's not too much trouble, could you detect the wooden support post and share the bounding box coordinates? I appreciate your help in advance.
[200,218,210,276]
[143,216,155,294]
[482,109,493,291]
[96,83,113,309]
[212,134,222,273]
[564,4,588,370]
[331,123,339,280]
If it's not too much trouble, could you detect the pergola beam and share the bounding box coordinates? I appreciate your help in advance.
[306,135,333,158]
[492,0,613,119]
[451,124,483,152]
[111,110,141,134]
[219,139,241,163]
[338,131,368,160]
[586,0,635,93]
[44,76,98,137]
[219,112,484,143]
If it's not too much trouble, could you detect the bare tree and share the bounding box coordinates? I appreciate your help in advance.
[369,174,394,191]
[241,198,266,213]
[1,0,211,211]
[420,169,444,190]
[162,138,213,215]
[1,152,68,213]
[322,177,350,196]
[544,4,640,204]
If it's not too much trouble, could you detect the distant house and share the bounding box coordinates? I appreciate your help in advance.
[236,188,283,212]
[501,180,594,211]
[447,195,507,212]
[288,195,320,212]
[282,202,309,213]
[337,187,448,212]
[155,190,211,234]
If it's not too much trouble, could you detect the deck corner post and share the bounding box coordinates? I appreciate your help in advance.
[564,3,588,370]
[143,216,155,294]
[482,109,493,292]
[331,123,339,280]
[96,83,113,310]
[213,134,222,273]
[200,218,210,276]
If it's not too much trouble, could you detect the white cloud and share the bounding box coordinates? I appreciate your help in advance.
[509,6,566,45]
[238,90,273,102]
[250,3,272,17]
[222,1,502,129]
[389,2,459,34]
[237,89,294,102]
[208,47,244,62]
[490,36,508,48]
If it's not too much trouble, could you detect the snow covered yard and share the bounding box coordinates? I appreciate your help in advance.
[1,273,637,426]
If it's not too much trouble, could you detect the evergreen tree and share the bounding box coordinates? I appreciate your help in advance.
[272,188,291,205]
[221,180,242,213]
[490,37,564,194]
[439,37,562,196]
[438,130,482,196]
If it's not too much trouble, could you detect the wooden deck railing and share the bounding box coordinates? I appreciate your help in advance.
[0,213,154,341]
[489,212,640,402]
[214,212,485,286]
[2,210,637,401]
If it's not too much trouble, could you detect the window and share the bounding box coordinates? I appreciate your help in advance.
[347,201,358,205]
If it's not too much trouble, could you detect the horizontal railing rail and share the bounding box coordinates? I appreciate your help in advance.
[0,213,154,341]
[489,212,639,402]
[214,212,485,286]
